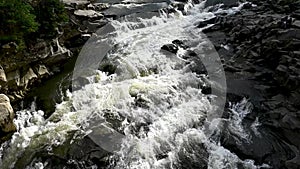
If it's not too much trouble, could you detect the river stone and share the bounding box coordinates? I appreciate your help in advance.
[0,94,15,133]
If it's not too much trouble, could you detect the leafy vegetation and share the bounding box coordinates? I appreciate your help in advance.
[0,0,38,48]
[34,0,68,38]
[0,0,67,50]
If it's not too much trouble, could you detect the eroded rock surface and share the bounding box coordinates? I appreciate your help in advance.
[0,94,15,133]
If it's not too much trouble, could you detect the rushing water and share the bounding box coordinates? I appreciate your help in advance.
[0,1,270,169]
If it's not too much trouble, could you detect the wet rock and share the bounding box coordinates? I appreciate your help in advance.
[177,138,208,169]
[102,2,168,18]
[172,39,188,49]
[93,3,110,11]
[74,9,104,19]
[197,17,217,28]
[292,20,300,28]
[0,94,15,133]
[205,0,239,8]
[224,64,241,72]
[279,16,293,29]
[201,2,300,168]
[277,29,300,40]
[63,0,90,9]
[82,20,108,33]
[161,44,179,54]
[174,0,189,3]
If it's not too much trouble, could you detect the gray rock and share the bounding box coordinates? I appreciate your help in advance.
[74,9,103,18]
[292,20,300,28]
[6,70,21,89]
[35,65,50,77]
[205,0,239,8]
[63,0,89,9]
[19,68,38,88]
[93,3,110,11]
[0,94,15,133]
[277,29,300,40]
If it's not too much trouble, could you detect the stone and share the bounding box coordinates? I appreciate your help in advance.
[277,29,300,40]
[93,3,110,11]
[0,94,15,133]
[172,40,188,49]
[161,44,179,54]
[6,70,21,89]
[292,20,300,28]
[197,17,217,28]
[74,9,104,18]
[19,68,38,88]
[205,0,239,8]
[0,66,7,83]
[282,114,300,130]
[35,65,50,77]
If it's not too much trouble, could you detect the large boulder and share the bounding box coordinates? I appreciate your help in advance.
[0,94,15,133]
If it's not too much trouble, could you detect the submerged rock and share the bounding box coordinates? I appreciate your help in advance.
[0,94,15,133]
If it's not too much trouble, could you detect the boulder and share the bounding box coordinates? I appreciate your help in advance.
[19,68,38,89]
[0,94,15,133]
[6,70,21,89]
[0,66,7,83]
[161,44,179,54]
[35,65,50,77]
[74,9,104,19]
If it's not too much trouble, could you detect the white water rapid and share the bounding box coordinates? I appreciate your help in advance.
[0,1,270,169]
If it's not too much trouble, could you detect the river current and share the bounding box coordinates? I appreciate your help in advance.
[0,1,270,169]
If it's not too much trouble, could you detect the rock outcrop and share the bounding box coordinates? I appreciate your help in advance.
[203,0,300,168]
[0,94,15,133]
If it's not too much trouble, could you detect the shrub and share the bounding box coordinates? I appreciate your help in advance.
[0,0,39,47]
[34,0,68,38]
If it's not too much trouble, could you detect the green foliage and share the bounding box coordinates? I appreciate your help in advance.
[0,0,68,49]
[0,0,39,47]
[34,0,68,38]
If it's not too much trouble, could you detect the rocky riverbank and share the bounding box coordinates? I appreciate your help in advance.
[200,0,300,168]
